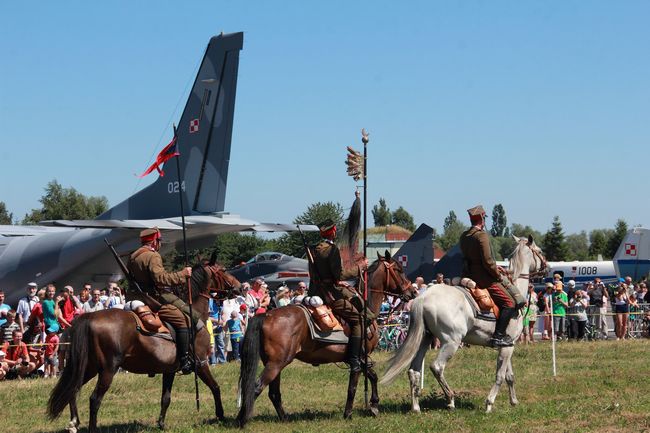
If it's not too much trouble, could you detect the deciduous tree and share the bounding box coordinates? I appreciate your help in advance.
[372,198,391,226]
[22,180,108,224]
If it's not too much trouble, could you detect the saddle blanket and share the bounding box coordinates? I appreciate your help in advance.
[451,285,496,322]
[297,304,349,344]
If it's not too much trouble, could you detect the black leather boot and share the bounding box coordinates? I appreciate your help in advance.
[175,329,194,375]
[347,336,363,373]
[490,307,516,347]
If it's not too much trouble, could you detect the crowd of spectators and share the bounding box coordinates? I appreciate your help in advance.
[0,282,125,380]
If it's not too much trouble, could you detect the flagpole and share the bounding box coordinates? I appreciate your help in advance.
[173,124,201,411]
[362,129,369,409]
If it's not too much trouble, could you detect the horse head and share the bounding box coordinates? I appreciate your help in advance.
[190,251,242,300]
[371,250,417,302]
[511,234,547,279]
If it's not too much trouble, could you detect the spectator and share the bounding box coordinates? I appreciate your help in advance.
[208,295,226,365]
[27,289,46,331]
[566,280,577,339]
[79,287,91,306]
[415,276,427,294]
[43,325,59,378]
[588,278,609,339]
[16,282,39,333]
[1,310,20,343]
[275,287,291,307]
[106,284,125,309]
[41,285,61,335]
[624,276,635,296]
[226,310,244,361]
[542,283,554,340]
[23,320,45,372]
[250,279,270,314]
[636,283,647,303]
[434,273,444,284]
[521,284,538,344]
[1,329,36,379]
[291,282,306,305]
[0,350,6,380]
[83,289,105,313]
[0,290,10,326]
[57,287,76,330]
[551,282,568,340]
[569,291,588,341]
[614,286,629,340]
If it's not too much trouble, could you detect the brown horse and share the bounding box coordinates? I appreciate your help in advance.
[237,251,417,426]
[47,260,241,433]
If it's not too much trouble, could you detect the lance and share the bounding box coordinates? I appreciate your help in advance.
[173,124,201,411]
[361,128,369,408]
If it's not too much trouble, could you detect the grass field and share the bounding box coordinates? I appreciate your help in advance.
[2,340,650,433]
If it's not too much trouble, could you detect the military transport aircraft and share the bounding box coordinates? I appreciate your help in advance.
[228,252,310,291]
[0,32,315,306]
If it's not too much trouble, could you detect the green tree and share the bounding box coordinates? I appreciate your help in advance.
[438,211,467,251]
[543,216,569,261]
[588,229,611,259]
[495,236,517,260]
[510,223,544,245]
[22,180,108,224]
[0,201,12,224]
[273,201,344,257]
[606,219,628,259]
[391,206,416,231]
[490,204,507,237]
[566,231,589,261]
[372,198,391,226]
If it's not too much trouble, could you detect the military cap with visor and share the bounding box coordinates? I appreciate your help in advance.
[140,227,162,242]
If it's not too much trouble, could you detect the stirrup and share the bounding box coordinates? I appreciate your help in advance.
[490,336,514,348]
[179,356,194,375]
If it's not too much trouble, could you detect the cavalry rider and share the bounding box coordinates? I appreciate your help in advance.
[307,218,368,372]
[460,205,523,347]
[128,227,194,374]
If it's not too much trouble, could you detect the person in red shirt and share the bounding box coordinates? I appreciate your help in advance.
[44,326,60,378]
[57,286,77,329]
[1,329,36,379]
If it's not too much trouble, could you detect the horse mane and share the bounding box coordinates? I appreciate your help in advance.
[367,259,381,275]
[188,263,208,299]
[508,241,528,280]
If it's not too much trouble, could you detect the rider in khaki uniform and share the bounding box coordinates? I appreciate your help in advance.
[460,205,520,347]
[128,227,194,374]
[308,219,367,372]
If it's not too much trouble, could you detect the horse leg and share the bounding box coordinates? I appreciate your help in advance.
[343,370,362,419]
[430,341,459,410]
[67,397,80,433]
[408,333,433,413]
[505,351,518,406]
[366,367,380,417]
[485,346,514,412]
[157,373,175,430]
[88,370,116,433]
[268,372,288,421]
[196,361,225,421]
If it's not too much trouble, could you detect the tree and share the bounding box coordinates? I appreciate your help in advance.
[22,180,109,224]
[588,229,611,259]
[510,223,544,245]
[391,206,416,232]
[566,231,589,261]
[438,211,467,251]
[606,219,628,259]
[273,201,345,257]
[372,198,391,226]
[0,201,12,224]
[490,204,507,237]
[543,216,569,261]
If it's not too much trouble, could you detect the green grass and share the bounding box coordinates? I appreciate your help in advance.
[2,340,650,433]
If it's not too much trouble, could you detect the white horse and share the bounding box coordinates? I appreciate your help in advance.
[381,235,546,413]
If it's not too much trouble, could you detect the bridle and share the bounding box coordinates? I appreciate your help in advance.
[199,264,238,300]
[366,259,414,314]
[510,241,547,281]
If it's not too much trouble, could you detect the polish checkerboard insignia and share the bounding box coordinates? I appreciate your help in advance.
[397,254,408,268]
[189,119,200,134]
[625,243,637,256]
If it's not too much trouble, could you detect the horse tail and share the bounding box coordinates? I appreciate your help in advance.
[381,297,426,385]
[48,315,91,419]
[237,314,265,427]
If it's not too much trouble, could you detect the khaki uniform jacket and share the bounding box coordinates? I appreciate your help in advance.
[128,246,186,295]
[308,240,358,303]
[459,226,501,289]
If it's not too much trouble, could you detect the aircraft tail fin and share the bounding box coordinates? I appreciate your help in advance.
[98,32,244,220]
[613,227,650,281]
[392,224,435,282]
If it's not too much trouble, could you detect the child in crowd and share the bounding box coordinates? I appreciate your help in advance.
[0,350,6,380]
[1,310,20,343]
[226,310,244,361]
[44,325,59,378]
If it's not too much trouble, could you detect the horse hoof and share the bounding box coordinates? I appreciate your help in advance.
[370,406,379,417]
[343,411,353,420]
[447,403,455,411]
[510,399,519,406]
[485,404,493,413]
[157,421,165,430]
[66,427,77,433]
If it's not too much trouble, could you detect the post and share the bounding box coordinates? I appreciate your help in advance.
[362,129,369,408]
[550,293,557,377]
[173,125,200,411]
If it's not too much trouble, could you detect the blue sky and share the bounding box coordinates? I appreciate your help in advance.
[1,1,649,235]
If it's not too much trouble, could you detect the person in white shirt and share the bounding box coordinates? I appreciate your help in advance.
[16,283,39,333]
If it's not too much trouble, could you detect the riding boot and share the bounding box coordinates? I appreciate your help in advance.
[490,307,516,347]
[346,336,363,373]
[175,329,194,375]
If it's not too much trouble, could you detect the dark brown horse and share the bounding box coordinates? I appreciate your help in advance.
[237,251,417,426]
[47,261,241,433]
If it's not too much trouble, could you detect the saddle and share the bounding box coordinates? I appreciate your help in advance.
[298,297,376,344]
[459,278,500,319]
[124,301,172,340]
